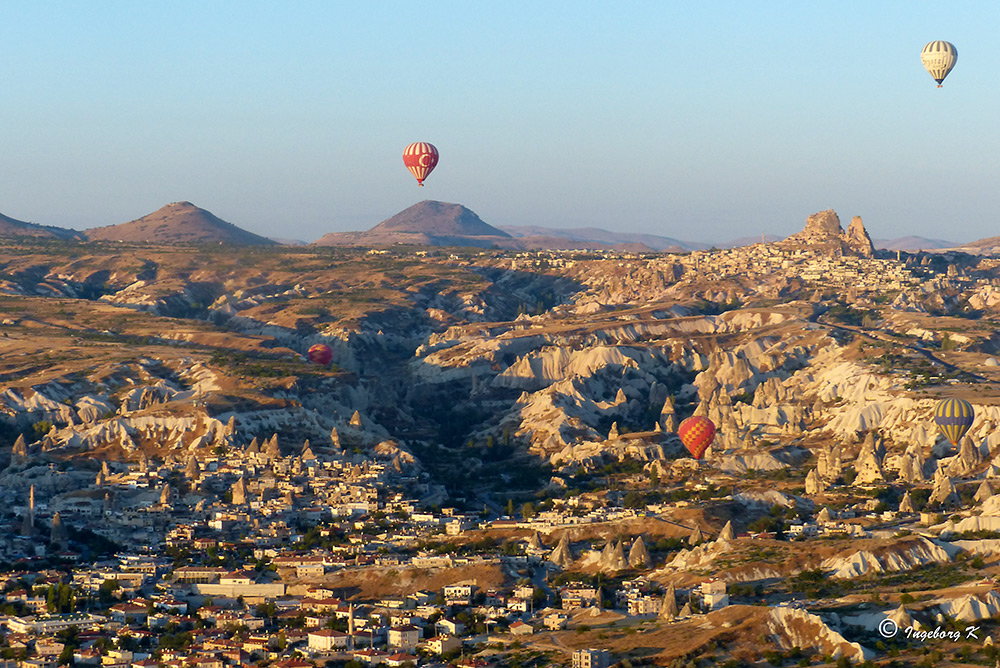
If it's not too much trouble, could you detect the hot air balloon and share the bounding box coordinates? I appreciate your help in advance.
[934,397,974,447]
[678,416,716,460]
[308,343,333,366]
[921,41,957,87]
[402,142,439,186]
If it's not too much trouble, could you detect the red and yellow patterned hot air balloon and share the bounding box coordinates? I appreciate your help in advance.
[678,416,716,460]
[308,343,333,366]
[402,142,439,186]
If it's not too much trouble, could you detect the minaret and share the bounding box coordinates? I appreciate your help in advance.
[348,603,355,650]
[20,485,35,537]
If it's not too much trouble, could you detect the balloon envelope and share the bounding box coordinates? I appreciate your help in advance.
[678,416,716,460]
[921,41,957,86]
[308,343,333,366]
[403,142,439,186]
[934,397,973,446]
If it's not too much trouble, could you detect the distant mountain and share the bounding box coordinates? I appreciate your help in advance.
[0,212,81,240]
[501,226,791,251]
[500,225,706,251]
[722,234,782,248]
[942,235,1000,256]
[373,200,510,237]
[314,202,669,250]
[314,201,514,248]
[85,202,275,245]
[874,236,956,251]
[314,204,806,252]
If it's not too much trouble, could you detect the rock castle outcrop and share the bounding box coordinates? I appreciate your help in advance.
[781,210,875,257]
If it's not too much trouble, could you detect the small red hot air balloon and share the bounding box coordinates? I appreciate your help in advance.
[678,416,716,460]
[402,142,439,186]
[308,343,333,366]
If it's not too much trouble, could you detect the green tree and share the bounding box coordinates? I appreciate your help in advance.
[98,579,120,605]
[58,643,75,665]
[623,491,645,509]
[521,502,535,519]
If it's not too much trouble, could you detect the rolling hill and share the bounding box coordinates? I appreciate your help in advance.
[0,212,81,240]
[501,225,706,251]
[873,236,956,251]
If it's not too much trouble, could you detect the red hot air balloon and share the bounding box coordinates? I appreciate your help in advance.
[402,142,439,186]
[677,416,716,460]
[308,343,333,366]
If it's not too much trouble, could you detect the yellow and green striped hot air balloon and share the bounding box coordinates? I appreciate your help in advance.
[934,398,974,447]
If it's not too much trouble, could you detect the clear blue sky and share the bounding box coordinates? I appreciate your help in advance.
[1,1,997,243]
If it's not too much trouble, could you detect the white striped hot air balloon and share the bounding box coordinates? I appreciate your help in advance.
[921,41,957,87]
[402,142,439,186]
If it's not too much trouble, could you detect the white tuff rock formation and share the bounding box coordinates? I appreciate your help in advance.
[598,540,628,573]
[527,532,546,552]
[816,443,843,481]
[805,468,825,495]
[718,521,735,543]
[946,436,983,476]
[853,432,885,485]
[659,584,678,620]
[930,472,959,507]
[821,537,956,579]
[766,606,873,661]
[937,590,1000,622]
[231,477,247,505]
[549,533,573,567]
[660,396,678,432]
[628,536,651,569]
[895,445,927,484]
[898,490,915,513]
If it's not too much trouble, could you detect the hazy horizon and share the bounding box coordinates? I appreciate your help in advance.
[0,198,977,247]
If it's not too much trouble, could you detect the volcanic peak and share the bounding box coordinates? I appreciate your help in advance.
[85,202,275,246]
[370,200,510,238]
